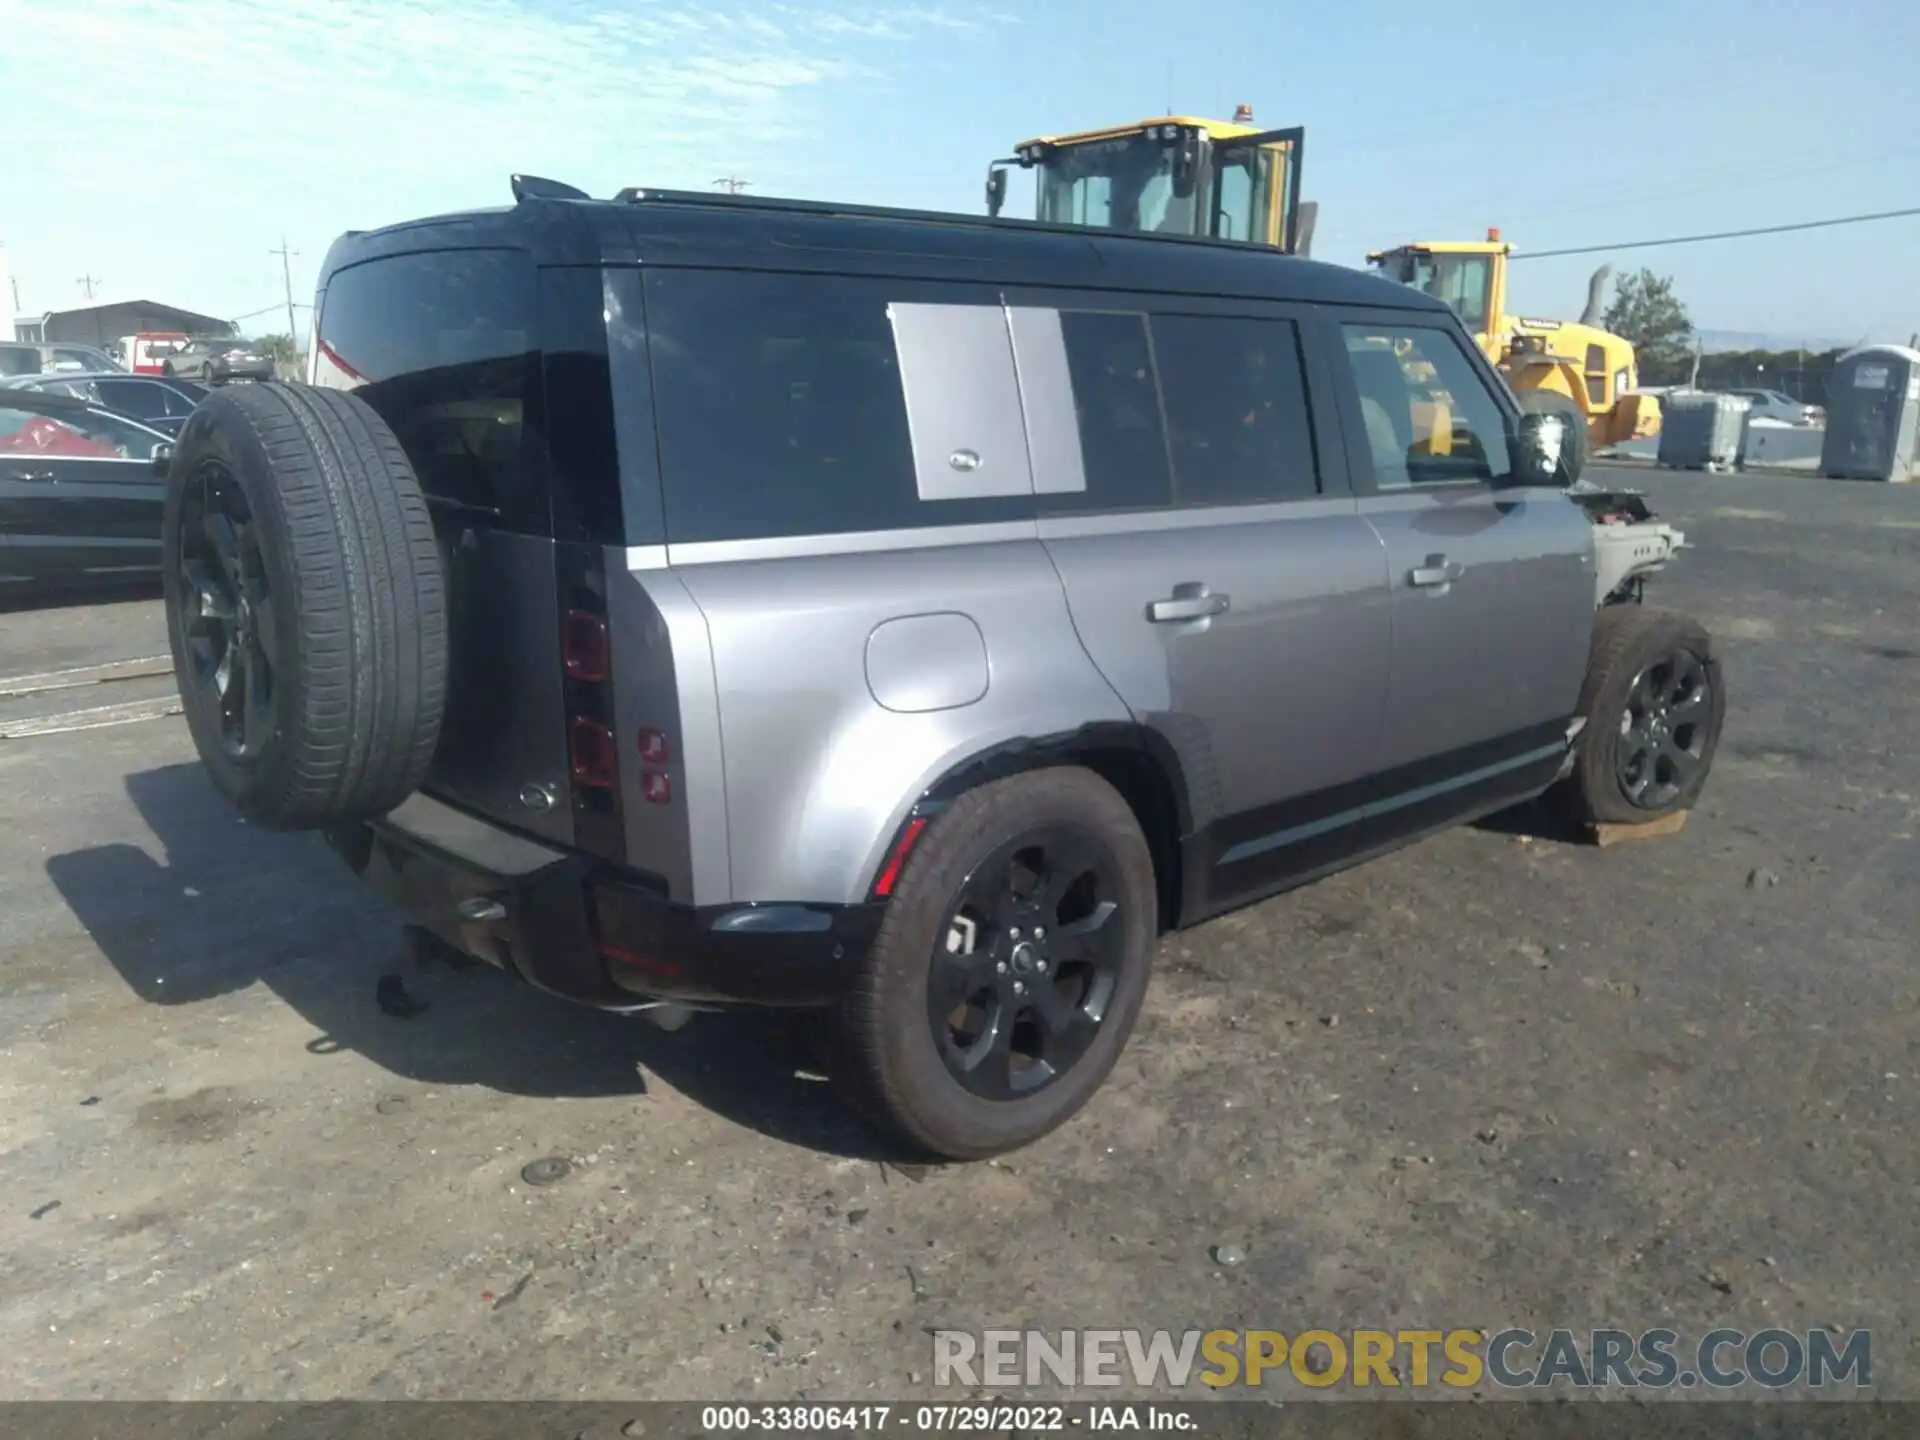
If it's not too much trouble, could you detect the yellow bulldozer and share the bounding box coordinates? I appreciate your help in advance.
[987,110,1660,475]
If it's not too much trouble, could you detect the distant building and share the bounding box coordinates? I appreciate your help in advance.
[13,298,235,347]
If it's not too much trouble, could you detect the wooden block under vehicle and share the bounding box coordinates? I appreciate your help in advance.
[1589,810,1690,847]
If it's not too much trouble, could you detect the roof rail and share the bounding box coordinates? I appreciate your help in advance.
[612,184,1290,255]
[511,174,590,203]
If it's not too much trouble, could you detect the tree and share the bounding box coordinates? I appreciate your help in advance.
[254,333,300,371]
[1603,270,1694,384]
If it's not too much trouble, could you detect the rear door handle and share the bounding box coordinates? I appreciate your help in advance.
[1148,586,1230,623]
[1408,556,1465,588]
[6,470,58,484]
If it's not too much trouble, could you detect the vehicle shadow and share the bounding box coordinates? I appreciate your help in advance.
[44,762,899,1161]
[1473,792,1590,845]
[0,579,162,617]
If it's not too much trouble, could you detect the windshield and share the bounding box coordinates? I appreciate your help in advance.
[1393,252,1494,332]
[1036,134,1197,235]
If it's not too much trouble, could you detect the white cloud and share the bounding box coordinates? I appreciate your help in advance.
[0,0,1008,321]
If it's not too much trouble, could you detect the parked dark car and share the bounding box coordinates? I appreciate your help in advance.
[4,372,207,437]
[163,337,274,385]
[0,388,171,593]
[0,341,125,378]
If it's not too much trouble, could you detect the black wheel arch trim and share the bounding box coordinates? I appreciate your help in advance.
[869,720,1196,924]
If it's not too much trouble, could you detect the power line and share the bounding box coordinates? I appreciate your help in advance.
[1512,205,1920,261]
[230,301,310,325]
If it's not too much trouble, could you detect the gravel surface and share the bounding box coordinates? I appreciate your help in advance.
[1,468,1915,1401]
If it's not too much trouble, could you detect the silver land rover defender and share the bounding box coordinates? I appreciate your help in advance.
[159,177,1722,1159]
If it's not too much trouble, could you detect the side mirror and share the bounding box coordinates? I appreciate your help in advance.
[986,166,1008,218]
[150,441,174,478]
[1514,412,1573,486]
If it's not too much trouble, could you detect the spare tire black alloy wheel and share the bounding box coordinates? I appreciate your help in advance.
[162,382,447,831]
[175,463,276,759]
[1616,649,1711,810]
[931,827,1124,1100]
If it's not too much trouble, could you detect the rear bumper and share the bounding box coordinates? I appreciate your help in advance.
[213,361,274,382]
[327,792,879,1010]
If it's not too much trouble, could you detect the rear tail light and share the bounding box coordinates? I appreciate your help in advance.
[564,610,609,681]
[872,815,930,898]
[569,717,618,788]
[641,770,672,805]
[637,728,670,763]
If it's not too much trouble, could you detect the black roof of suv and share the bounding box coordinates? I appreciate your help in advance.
[318,180,1451,317]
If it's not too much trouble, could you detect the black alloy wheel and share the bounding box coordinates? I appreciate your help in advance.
[1616,649,1712,810]
[173,459,277,760]
[1562,606,1724,826]
[928,826,1125,1099]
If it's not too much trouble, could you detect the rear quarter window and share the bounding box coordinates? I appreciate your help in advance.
[312,248,545,534]
[639,269,1035,545]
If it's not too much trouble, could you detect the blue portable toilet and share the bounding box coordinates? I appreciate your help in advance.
[1820,344,1920,482]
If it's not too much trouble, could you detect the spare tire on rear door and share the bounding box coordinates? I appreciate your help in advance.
[161,382,447,830]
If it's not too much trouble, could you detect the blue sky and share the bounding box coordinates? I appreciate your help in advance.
[3,0,1917,347]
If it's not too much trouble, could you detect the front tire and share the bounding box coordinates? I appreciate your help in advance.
[835,768,1158,1160]
[1564,608,1724,825]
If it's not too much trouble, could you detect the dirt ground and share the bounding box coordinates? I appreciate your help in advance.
[2,467,1916,1402]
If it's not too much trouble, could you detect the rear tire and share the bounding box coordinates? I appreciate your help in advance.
[162,382,447,830]
[1519,389,1589,483]
[834,768,1158,1160]
[1563,607,1723,825]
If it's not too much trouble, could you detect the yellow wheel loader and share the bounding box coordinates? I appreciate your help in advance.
[987,112,1660,476]
[986,105,1316,255]
[1365,234,1662,472]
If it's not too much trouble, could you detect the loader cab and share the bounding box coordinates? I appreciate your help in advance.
[987,114,1310,254]
[1367,236,1511,346]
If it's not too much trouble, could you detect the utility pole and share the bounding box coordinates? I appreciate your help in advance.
[271,239,298,343]
[76,273,100,299]
[711,177,750,195]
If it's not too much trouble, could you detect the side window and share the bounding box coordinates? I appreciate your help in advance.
[312,249,543,533]
[1340,323,1513,487]
[1151,314,1319,505]
[643,270,1029,544]
[1047,310,1172,513]
[96,380,166,419]
[0,407,148,459]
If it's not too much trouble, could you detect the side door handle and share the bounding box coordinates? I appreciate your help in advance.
[5,470,58,484]
[1408,555,1465,588]
[1148,584,1230,623]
